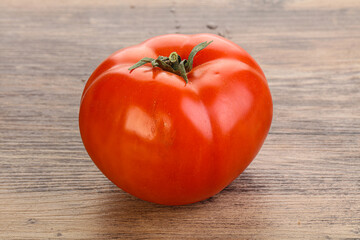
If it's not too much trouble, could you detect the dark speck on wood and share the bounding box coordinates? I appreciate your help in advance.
[206,22,218,30]
[27,218,37,224]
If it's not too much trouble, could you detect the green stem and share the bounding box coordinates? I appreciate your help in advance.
[128,40,213,84]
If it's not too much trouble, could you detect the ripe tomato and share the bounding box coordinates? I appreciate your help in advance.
[79,33,272,205]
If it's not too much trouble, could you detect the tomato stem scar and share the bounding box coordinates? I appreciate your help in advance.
[129,40,213,84]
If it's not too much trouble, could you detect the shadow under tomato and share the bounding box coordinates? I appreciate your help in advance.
[93,170,272,239]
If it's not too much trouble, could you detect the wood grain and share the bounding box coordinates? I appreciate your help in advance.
[1,0,359,239]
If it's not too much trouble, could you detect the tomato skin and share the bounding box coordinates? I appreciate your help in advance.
[79,33,272,205]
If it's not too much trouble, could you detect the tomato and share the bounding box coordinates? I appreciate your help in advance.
[79,33,272,205]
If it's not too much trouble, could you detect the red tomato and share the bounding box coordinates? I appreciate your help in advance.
[79,33,272,205]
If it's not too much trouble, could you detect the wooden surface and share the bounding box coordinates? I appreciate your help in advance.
[1,0,359,239]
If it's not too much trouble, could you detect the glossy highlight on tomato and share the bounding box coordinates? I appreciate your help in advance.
[79,33,273,205]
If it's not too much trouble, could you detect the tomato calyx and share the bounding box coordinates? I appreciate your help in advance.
[129,40,213,83]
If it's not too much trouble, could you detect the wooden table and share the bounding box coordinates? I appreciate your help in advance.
[1,0,359,239]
